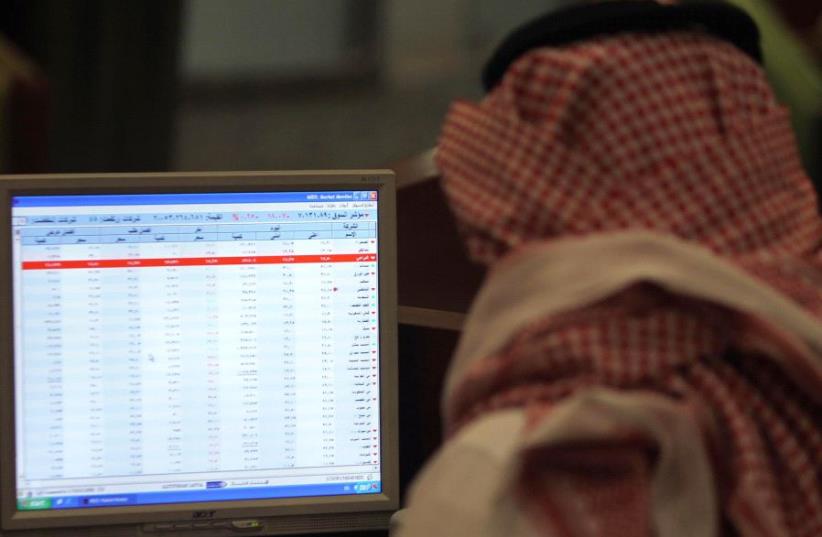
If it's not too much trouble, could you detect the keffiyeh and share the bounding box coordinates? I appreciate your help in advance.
[400,31,822,537]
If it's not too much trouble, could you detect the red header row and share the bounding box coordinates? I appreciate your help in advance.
[22,254,377,270]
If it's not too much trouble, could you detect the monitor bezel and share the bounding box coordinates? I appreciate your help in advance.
[0,171,399,531]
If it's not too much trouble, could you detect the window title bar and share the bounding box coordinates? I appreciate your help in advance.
[12,191,379,208]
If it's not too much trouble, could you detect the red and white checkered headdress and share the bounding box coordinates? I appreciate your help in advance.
[433,30,822,537]
[438,32,819,265]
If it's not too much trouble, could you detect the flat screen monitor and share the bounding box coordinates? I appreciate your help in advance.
[0,171,398,536]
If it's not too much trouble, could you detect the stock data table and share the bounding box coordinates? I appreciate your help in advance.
[14,201,382,496]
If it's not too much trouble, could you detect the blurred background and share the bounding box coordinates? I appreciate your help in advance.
[0,0,820,179]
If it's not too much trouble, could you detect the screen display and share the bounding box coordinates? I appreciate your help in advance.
[11,190,382,511]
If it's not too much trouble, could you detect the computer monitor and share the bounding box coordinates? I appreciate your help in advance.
[0,171,398,536]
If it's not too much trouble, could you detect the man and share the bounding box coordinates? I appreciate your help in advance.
[397,3,822,536]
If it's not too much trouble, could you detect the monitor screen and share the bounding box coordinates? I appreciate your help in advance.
[0,172,397,535]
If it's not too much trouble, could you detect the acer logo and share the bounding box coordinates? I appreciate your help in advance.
[192,510,216,519]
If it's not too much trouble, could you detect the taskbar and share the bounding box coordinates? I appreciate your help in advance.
[18,481,382,511]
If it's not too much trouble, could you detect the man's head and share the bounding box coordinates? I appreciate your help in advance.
[437,4,818,264]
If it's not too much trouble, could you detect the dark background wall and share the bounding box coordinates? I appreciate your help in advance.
[1,0,182,172]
